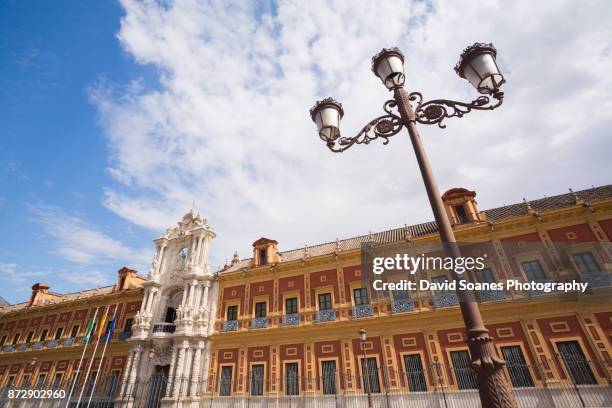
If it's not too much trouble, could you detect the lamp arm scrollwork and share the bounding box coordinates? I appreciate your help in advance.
[326,100,404,153]
[409,91,504,128]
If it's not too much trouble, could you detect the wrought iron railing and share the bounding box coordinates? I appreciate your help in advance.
[152,323,176,333]
[281,313,300,326]
[222,320,238,332]
[391,298,415,313]
[352,304,374,318]
[315,309,335,322]
[251,317,268,329]
[63,337,76,346]
[118,331,132,341]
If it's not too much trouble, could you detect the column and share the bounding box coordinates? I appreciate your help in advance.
[120,350,135,396]
[181,347,194,397]
[172,344,187,398]
[202,284,210,310]
[195,236,203,265]
[181,284,189,306]
[188,281,196,307]
[127,346,142,398]
[165,344,178,397]
[190,343,204,397]
[192,284,201,309]
[156,244,166,275]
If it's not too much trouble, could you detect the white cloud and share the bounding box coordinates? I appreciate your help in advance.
[31,205,151,268]
[91,0,612,266]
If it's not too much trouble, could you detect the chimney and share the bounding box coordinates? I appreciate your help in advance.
[29,283,50,307]
[116,267,138,291]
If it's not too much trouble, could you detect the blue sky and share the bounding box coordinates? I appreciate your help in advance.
[0,0,156,302]
[1,1,611,304]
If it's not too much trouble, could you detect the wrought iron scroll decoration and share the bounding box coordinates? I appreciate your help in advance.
[409,91,504,129]
[327,99,403,153]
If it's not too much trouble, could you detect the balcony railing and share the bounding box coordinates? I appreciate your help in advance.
[222,320,239,332]
[352,304,373,318]
[281,313,300,326]
[118,331,132,341]
[392,298,415,313]
[580,271,610,288]
[433,291,459,308]
[18,343,30,351]
[315,309,335,322]
[63,337,77,347]
[32,341,45,350]
[152,323,176,334]
[478,290,506,302]
[47,339,60,348]
[3,345,15,353]
[251,317,268,329]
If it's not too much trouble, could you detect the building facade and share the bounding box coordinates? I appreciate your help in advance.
[1,185,611,408]
[0,268,144,406]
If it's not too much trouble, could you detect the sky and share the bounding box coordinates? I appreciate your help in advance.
[1,0,611,304]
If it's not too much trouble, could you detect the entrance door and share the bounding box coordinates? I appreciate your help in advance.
[144,365,170,408]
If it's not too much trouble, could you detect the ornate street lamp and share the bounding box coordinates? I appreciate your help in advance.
[311,43,516,408]
[358,328,373,408]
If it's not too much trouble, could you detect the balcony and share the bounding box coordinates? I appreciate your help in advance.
[222,320,239,332]
[82,336,93,345]
[251,317,268,329]
[63,337,77,347]
[392,298,415,313]
[478,290,506,302]
[32,341,45,350]
[18,343,30,352]
[281,313,300,326]
[152,323,176,334]
[118,331,132,341]
[3,345,15,353]
[580,271,610,288]
[315,309,335,322]
[433,291,459,308]
[47,339,60,348]
[352,304,373,318]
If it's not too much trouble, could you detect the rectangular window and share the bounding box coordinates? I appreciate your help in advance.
[40,329,48,341]
[54,327,63,340]
[450,350,477,390]
[321,361,337,395]
[475,268,496,283]
[501,346,534,387]
[285,298,298,314]
[24,332,33,344]
[124,318,133,333]
[557,341,597,385]
[353,288,369,306]
[255,302,267,318]
[36,374,47,387]
[220,366,233,396]
[85,372,96,395]
[318,293,332,310]
[572,252,601,273]
[227,305,238,321]
[6,376,15,387]
[250,364,264,396]
[455,205,469,224]
[361,357,381,394]
[21,375,30,387]
[403,354,427,392]
[259,249,267,265]
[285,363,299,395]
[70,326,79,338]
[164,307,176,323]
[521,260,546,282]
[53,373,63,388]
[0,335,7,347]
[105,320,113,335]
[12,333,20,345]
[106,370,120,396]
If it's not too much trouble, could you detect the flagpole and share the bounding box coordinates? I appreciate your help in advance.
[64,306,99,408]
[76,304,110,407]
[85,304,118,408]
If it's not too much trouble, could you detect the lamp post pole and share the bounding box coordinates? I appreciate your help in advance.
[311,44,517,408]
[359,329,373,408]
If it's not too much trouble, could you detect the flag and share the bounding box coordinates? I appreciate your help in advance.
[97,311,108,339]
[84,314,96,339]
